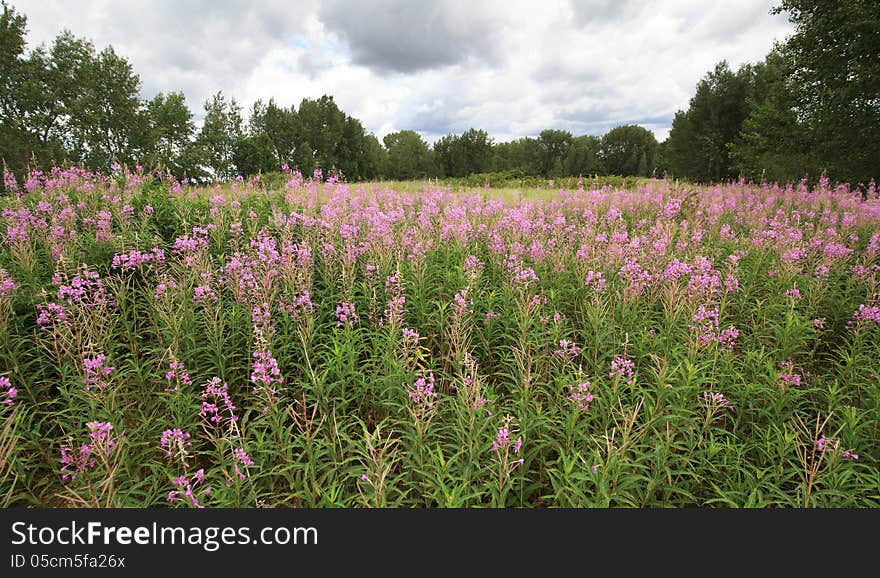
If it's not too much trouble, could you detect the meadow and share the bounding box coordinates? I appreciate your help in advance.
[0,166,878,507]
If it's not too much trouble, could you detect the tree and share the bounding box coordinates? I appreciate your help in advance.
[492,137,541,175]
[563,135,603,176]
[233,132,276,177]
[337,115,384,181]
[537,129,573,177]
[665,61,754,182]
[295,95,345,175]
[248,98,298,167]
[361,133,388,180]
[197,91,243,181]
[598,125,658,177]
[773,0,880,184]
[383,130,434,180]
[67,45,146,170]
[142,91,195,176]
[434,128,493,178]
[729,49,813,183]
[0,1,35,175]
[433,133,463,177]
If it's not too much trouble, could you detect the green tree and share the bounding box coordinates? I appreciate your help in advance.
[362,133,388,180]
[383,130,434,180]
[666,61,754,182]
[197,91,243,181]
[67,45,146,170]
[248,98,298,167]
[538,129,573,177]
[142,91,195,176]
[773,0,880,184]
[434,128,493,178]
[0,4,82,174]
[563,135,603,177]
[598,125,658,177]
[433,133,462,177]
[338,115,384,181]
[729,49,813,183]
[296,95,345,175]
[492,137,541,175]
[0,1,36,175]
[233,132,276,177]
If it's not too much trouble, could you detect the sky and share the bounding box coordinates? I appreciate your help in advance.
[13,0,794,144]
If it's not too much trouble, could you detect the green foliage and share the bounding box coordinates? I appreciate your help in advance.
[491,137,542,176]
[598,125,659,177]
[233,133,276,178]
[383,130,436,180]
[3,0,878,194]
[666,61,754,183]
[729,49,813,184]
[564,135,603,177]
[141,92,195,177]
[772,0,880,185]
[669,2,879,187]
[433,128,494,178]
[197,91,243,181]
[1,176,879,508]
[537,129,573,177]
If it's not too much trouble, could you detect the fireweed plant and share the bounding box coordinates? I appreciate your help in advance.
[0,165,878,507]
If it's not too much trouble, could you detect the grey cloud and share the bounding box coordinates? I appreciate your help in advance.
[317,0,504,73]
[568,0,642,26]
[15,0,792,142]
[532,59,606,85]
[18,0,314,113]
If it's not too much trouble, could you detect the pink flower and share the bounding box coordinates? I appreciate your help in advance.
[566,380,594,411]
[408,373,438,409]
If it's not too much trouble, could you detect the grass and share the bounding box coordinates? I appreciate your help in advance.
[0,167,878,508]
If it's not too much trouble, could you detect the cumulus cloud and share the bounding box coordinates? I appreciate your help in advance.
[17,0,316,118]
[317,0,507,74]
[13,0,793,142]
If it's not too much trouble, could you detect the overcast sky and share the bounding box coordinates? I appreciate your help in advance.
[14,0,793,143]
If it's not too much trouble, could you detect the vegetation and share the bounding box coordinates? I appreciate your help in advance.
[3,1,876,188]
[0,0,877,509]
[0,169,878,507]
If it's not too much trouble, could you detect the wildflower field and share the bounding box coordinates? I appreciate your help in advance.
[1,167,878,508]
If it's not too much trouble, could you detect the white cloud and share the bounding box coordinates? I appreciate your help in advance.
[13,0,793,142]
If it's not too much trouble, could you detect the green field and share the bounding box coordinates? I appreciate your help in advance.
[1,168,878,507]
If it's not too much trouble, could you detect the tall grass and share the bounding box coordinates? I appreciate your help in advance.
[0,166,878,507]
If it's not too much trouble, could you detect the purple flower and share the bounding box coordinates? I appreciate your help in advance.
[59,421,120,482]
[335,301,358,328]
[0,376,15,407]
[251,346,285,409]
[408,373,438,410]
[847,304,880,330]
[554,339,581,360]
[200,377,237,427]
[609,356,635,386]
[699,391,734,412]
[164,360,192,392]
[159,428,192,458]
[233,447,254,480]
[82,353,114,394]
[566,380,594,411]
[0,268,16,301]
[492,427,510,452]
[451,288,474,317]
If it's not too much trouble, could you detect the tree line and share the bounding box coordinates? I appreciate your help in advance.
[666,0,877,187]
[2,0,877,187]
